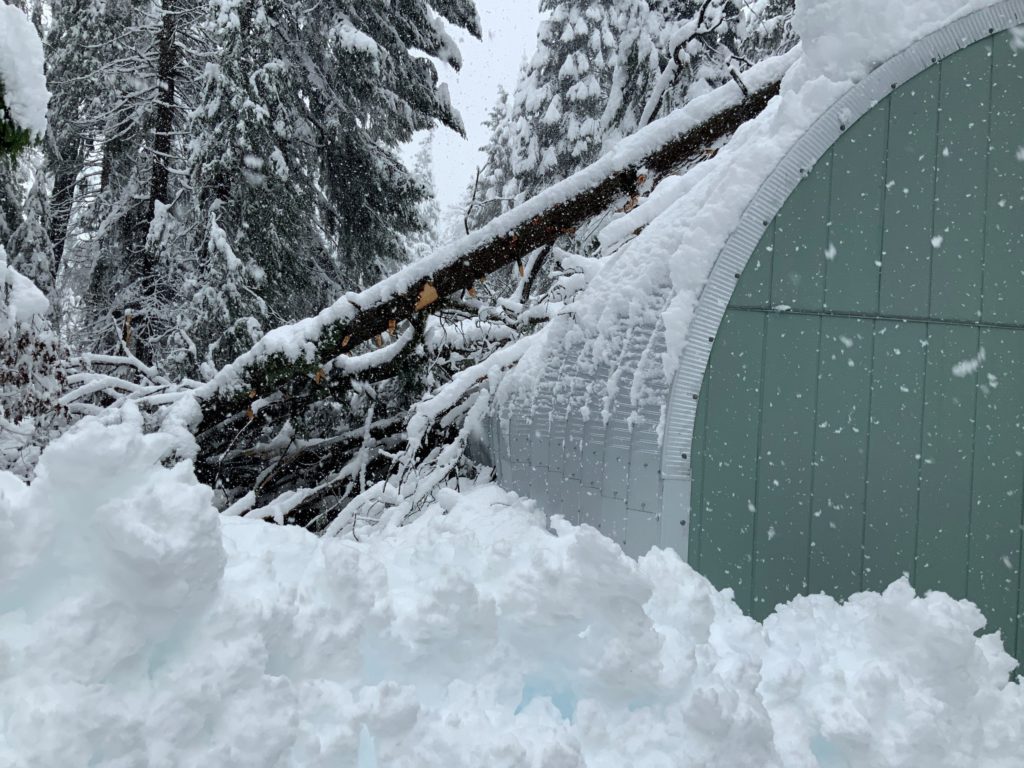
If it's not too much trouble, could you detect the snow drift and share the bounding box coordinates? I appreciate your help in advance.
[1,414,1022,767]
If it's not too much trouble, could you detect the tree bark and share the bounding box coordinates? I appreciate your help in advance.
[47,138,81,280]
[135,0,178,364]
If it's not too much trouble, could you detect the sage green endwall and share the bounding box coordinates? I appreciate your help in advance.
[691,31,1024,663]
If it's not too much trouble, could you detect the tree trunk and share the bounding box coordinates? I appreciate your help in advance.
[135,0,178,364]
[47,138,82,280]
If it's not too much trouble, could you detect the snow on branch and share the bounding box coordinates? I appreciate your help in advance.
[192,52,794,438]
[0,4,49,148]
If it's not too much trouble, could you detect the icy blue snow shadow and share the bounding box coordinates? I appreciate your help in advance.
[515,675,659,721]
[515,676,579,720]
[811,733,853,768]
[357,724,378,768]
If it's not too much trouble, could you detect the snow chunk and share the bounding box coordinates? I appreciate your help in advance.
[0,5,50,139]
[2,419,1023,766]
[794,0,999,82]
[953,346,986,377]
[1011,25,1024,51]
[330,19,379,56]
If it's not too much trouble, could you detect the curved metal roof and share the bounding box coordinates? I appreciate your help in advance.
[663,0,1024,481]
[491,0,1024,557]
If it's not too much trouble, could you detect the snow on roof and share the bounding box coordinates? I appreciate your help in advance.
[0,4,49,140]
[497,0,1011,416]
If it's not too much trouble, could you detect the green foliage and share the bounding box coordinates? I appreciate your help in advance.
[0,85,32,158]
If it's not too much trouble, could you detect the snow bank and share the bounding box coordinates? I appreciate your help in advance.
[0,4,49,139]
[2,417,1023,767]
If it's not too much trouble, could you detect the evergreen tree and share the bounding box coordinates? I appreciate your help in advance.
[6,159,56,301]
[739,0,798,58]
[0,4,68,478]
[464,86,517,231]
[45,0,205,364]
[0,154,21,243]
[44,0,481,374]
[308,1,481,287]
[406,131,441,259]
[475,0,797,222]
[179,0,481,374]
[508,0,619,199]
[41,0,109,286]
[183,0,336,373]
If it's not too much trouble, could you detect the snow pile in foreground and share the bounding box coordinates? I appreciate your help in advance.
[2,417,1023,768]
[0,4,49,139]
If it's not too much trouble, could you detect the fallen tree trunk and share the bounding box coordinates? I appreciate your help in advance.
[194,56,790,438]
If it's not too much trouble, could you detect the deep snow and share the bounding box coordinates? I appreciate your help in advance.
[1,414,1022,767]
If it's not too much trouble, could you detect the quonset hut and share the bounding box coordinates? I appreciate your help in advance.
[487,0,1024,664]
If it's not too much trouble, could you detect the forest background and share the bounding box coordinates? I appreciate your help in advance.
[1,0,795,530]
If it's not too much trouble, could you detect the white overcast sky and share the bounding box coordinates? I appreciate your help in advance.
[411,1,542,229]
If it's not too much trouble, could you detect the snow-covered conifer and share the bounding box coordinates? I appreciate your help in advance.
[509,0,619,198]
[309,1,480,288]
[406,132,442,259]
[6,159,56,302]
[0,245,67,478]
[465,86,518,231]
[179,0,481,374]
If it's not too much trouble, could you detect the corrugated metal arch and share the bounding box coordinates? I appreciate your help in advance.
[663,0,1024,492]
[490,0,1024,562]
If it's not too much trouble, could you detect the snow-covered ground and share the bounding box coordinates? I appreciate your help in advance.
[2,414,1022,767]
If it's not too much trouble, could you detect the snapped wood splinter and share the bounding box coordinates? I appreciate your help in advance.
[415,282,439,311]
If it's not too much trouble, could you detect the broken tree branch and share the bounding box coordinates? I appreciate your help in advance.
[193,56,791,438]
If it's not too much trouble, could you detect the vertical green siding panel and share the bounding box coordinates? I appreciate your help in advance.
[863,321,928,591]
[983,35,1024,325]
[880,67,941,318]
[698,310,766,611]
[752,313,821,617]
[684,28,1024,667]
[969,327,1024,651]
[771,153,831,312]
[930,39,993,322]
[825,101,889,314]
[809,318,873,598]
[917,324,981,598]
[732,225,776,308]
[690,369,710,569]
